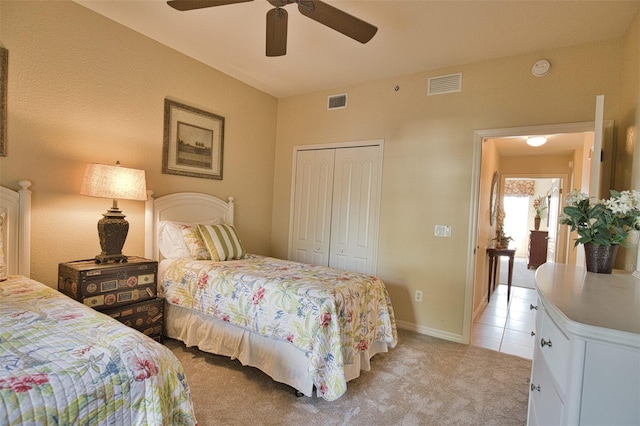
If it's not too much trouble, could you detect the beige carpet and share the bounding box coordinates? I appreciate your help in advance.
[168,328,531,425]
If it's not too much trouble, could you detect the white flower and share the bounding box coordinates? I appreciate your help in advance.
[564,190,590,206]
[604,190,640,215]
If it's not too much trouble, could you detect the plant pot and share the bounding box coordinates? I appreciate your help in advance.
[584,243,619,274]
[614,230,639,272]
[534,217,541,230]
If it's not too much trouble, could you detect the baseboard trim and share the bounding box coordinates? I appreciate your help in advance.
[473,298,488,321]
[395,319,464,344]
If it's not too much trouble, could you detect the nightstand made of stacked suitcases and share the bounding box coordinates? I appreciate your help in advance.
[58,256,163,342]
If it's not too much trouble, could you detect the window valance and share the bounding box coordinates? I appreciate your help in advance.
[504,180,534,197]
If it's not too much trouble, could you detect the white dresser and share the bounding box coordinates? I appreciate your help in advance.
[528,263,640,425]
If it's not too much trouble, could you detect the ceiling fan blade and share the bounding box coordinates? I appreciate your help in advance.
[266,8,288,57]
[167,0,252,12]
[297,0,377,44]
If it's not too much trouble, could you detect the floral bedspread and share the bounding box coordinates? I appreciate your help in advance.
[163,255,397,401]
[0,275,197,426]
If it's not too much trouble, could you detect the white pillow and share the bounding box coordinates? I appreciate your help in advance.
[158,221,190,259]
[158,219,221,259]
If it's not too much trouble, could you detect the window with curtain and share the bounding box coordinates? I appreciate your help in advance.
[504,179,535,197]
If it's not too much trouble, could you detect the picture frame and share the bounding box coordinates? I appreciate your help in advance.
[0,47,8,157]
[163,99,224,180]
[489,171,499,226]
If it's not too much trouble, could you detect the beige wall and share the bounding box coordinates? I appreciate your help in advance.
[472,139,499,319]
[0,1,278,286]
[272,27,637,340]
[615,10,640,273]
[616,11,640,192]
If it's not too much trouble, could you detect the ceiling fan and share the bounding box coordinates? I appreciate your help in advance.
[167,0,378,57]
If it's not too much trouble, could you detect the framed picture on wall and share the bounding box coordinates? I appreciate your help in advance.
[489,171,499,225]
[163,99,224,180]
[0,47,8,157]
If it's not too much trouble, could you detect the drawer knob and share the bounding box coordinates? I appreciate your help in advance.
[531,331,536,336]
[530,304,538,310]
[530,383,541,392]
[540,338,553,348]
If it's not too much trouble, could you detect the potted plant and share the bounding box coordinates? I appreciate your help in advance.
[532,195,547,230]
[559,189,640,273]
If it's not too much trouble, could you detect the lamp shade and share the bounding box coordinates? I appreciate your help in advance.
[80,163,147,201]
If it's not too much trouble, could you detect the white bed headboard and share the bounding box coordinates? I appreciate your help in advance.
[0,180,32,276]
[144,191,235,261]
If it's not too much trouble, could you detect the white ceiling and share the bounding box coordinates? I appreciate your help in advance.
[75,0,639,98]
[493,133,590,157]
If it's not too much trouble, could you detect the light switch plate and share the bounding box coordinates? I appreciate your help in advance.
[434,225,451,237]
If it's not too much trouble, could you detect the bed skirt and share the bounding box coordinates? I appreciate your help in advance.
[164,302,391,398]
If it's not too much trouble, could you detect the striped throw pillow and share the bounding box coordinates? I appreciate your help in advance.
[198,223,246,261]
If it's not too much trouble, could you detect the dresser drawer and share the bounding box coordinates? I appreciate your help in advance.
[539,310,571,394]
[533,298,543,334]
[529,346,564,426]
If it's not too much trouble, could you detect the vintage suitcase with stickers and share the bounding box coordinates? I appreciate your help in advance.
[58,256,158,311]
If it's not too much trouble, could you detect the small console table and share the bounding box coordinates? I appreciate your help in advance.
[486,247,515,302]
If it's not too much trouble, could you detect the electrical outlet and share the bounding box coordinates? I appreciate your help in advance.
[434,225,451,237]
[415,290,423,302]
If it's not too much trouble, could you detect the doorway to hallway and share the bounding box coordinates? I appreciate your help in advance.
[466,120,609,348]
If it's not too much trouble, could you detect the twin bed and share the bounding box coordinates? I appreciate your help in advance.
[144,191,398,401]
[1,181,397,424]
[0,182,196,425]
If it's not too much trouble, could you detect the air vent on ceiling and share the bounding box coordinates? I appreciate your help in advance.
[327,93,348,110]
[427,73,462,96]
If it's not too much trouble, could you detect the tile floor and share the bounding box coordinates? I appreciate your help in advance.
[471,284,538,360]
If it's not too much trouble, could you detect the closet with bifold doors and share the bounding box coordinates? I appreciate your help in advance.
[289,141,383,276]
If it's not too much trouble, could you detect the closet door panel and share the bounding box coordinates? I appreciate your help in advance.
[291,149,335,266]
[329,146,381,275]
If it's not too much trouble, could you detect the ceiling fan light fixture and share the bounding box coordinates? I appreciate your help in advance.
[527,136,548,147]
[168,0,377,57]
[266,7,288,56]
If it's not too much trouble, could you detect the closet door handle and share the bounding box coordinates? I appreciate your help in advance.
[540,338,552,348]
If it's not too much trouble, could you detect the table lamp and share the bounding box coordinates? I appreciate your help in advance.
[80,161,147,263]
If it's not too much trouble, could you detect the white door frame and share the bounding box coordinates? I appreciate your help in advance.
[463,121,607,344]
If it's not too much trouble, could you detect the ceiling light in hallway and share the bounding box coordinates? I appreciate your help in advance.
[527,136,548,147]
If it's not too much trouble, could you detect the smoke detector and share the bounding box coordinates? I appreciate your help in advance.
[532,60,551,77]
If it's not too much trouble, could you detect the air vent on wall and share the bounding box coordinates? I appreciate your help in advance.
[327,93,348,110]
[427,73,462,96]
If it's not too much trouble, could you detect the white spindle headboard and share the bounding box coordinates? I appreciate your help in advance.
[144,190,235,261]
[0,180,32,276]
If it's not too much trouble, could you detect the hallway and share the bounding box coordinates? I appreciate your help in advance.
[471,283,537,360]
